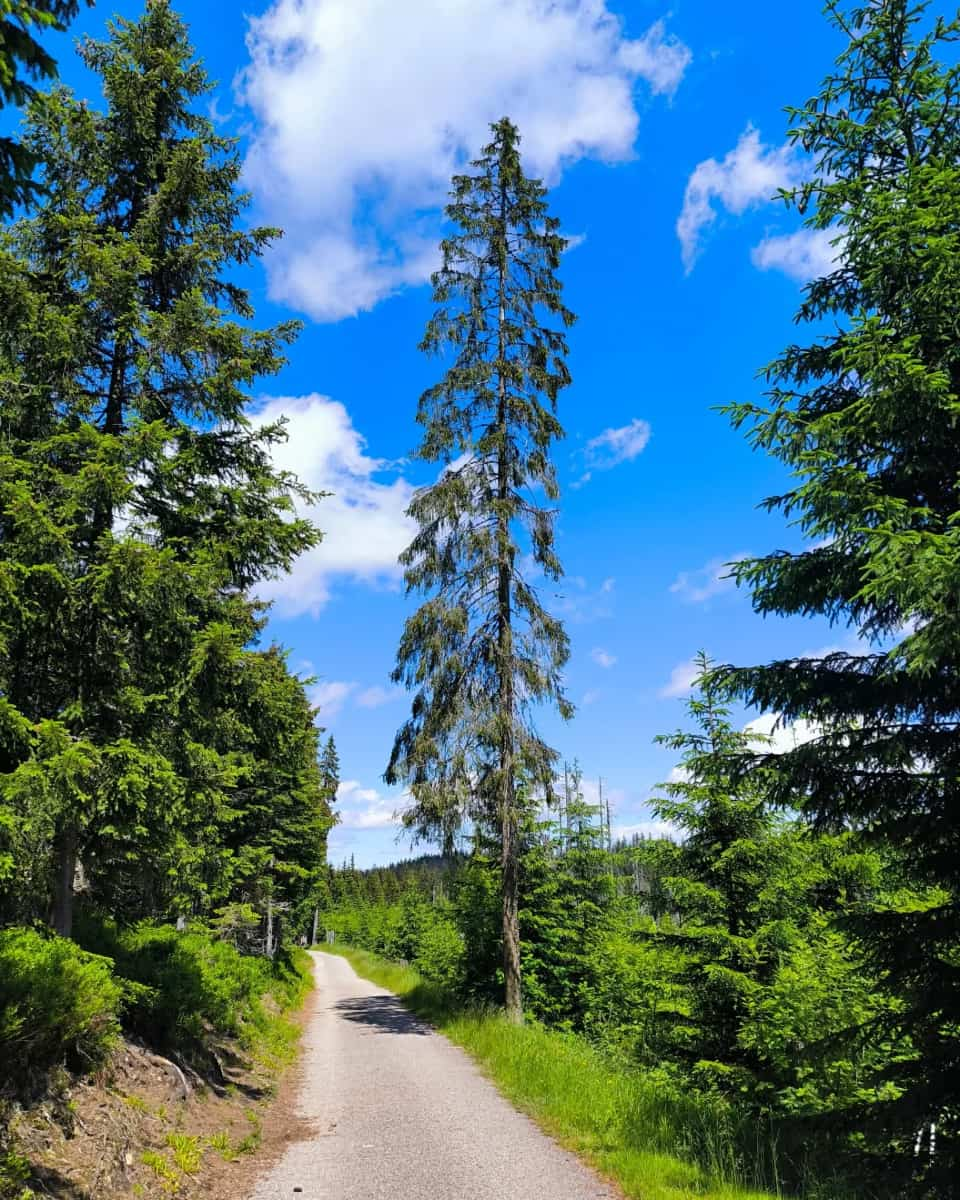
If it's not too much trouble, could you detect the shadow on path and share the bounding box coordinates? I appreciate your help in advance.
[333,994,432,1036]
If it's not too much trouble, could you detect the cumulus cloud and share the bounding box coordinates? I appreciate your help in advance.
[677,125,801,271]
[660,658,701,698]
[751,227,839,282]
[669,554,748,605]
[591,647,617,669]
[334,780,406,830]
[581,689,602,706]
[308,680,357,719]
[238,1,690,320]
[253,393,415,615]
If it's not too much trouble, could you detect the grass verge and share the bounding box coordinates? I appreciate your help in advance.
[318,945,796,1200]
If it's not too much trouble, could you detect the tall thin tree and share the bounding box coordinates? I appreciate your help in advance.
[387,118,574,1021]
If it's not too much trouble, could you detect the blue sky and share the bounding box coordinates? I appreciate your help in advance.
[32,0,856,866]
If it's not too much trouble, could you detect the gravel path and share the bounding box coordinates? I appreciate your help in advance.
[252,951,617,1200]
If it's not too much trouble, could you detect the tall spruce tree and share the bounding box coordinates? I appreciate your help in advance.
[387,118,574,1021]
[0,0,321,936]
[717,0,960,1178]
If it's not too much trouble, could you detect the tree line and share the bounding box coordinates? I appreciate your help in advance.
[0,1,336,943]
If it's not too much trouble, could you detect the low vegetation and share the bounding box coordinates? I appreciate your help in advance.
[0,919,311,1198]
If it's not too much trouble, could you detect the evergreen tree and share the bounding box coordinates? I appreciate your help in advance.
[519,763,617,1027]
[717,0,960,1175]
[0,1,89,214]
[387,117,574,1020]
[653,661,891,1160]
[320,735,340,805]
[0,0,320,935]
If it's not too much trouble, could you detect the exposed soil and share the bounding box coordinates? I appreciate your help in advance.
[4,986,317,1199]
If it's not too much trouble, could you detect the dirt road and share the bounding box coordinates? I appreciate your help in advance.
[252,951,616,1200]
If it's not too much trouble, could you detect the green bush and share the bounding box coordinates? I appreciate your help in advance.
[74,914,309,1058]
[0,928,121,1082]
[411,916,464,989]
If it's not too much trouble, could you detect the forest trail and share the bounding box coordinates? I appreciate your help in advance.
[251,951,617,1200]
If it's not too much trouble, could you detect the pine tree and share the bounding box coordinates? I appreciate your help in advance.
[0,1,89,214]
[0,0,320,936]
[717,0,960,1174]
[387,118,574,1021]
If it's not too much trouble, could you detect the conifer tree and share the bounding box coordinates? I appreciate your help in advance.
[0,0,320,935]
[387,118,574,1021]
[717,0,960,1173]
[320,735,341,805]
[654,658,885,1117]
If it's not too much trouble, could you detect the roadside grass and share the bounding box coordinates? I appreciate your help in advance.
[317,945,824,1200]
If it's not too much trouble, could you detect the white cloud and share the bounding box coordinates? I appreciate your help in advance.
[660,658,701,698]
[585,417,651,470]
[751,227,839,282]
[614,819,679,842]
[356,685,404,709]
[669,553,748,605]
[678,125,801,271]
[308,680,357,719]
[253,393,415,615]
[239,1,690,320]
[744,713,821,755]
[334,780,407,830]
[591,647,617,669]
[581,688,602,706]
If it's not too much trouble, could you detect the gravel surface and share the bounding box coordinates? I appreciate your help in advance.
[251,951,618,1200]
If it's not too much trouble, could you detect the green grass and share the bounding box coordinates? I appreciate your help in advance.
[318,945,796,1200]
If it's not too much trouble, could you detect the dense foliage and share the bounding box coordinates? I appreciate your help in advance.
[0,0,333,1112]
[714,0,960,1186]
[0,0,334,942]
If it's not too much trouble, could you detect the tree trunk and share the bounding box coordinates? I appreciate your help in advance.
[495,162,522,1024]
[52,824,78,938]
[501,805,522,1022]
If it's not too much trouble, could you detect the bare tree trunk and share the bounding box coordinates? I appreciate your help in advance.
[496,166,523,1025]
[52,824,78,938]
[501,804,522,1022]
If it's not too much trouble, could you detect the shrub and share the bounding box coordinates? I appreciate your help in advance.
[0,928,121,1083]
[74,914,310,1060]
[412,917,464,989]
